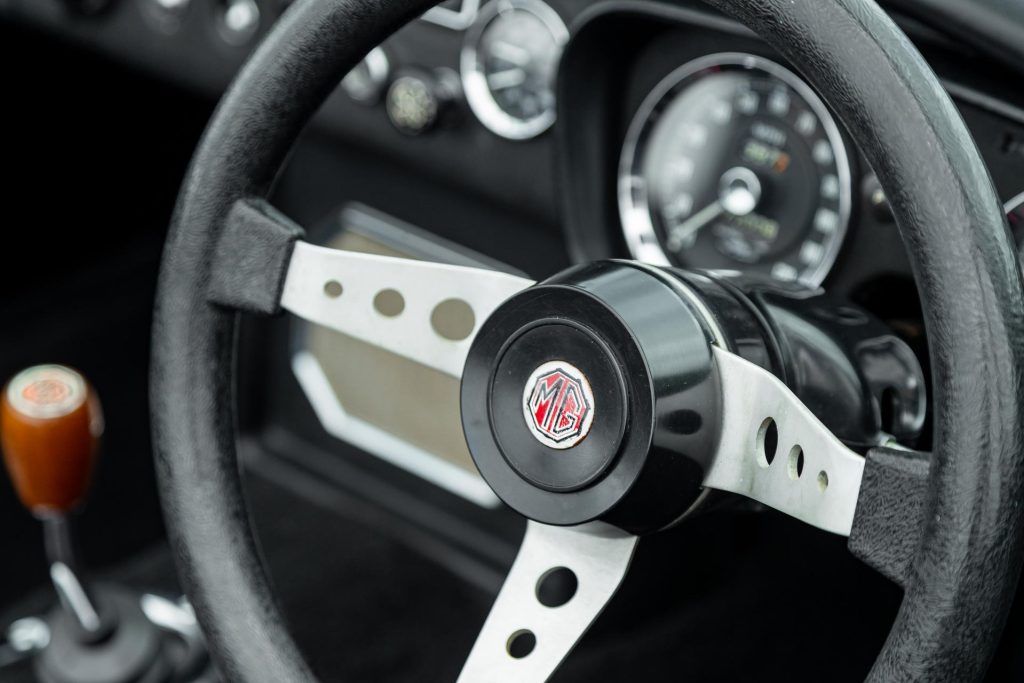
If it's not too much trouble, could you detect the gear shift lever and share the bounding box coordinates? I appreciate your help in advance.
[1,366,111,641]
[0,365,213,683]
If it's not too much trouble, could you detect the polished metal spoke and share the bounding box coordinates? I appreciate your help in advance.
[458,522,638,683]
[703,346,866,535]
[280,241,534,378]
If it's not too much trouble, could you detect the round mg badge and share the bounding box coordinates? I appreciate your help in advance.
[522,360,595,449]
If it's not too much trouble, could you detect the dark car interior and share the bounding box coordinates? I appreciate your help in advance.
[2,0,1024,681]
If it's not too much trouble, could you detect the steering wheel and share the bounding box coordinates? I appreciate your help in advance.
[150,0,1024,680]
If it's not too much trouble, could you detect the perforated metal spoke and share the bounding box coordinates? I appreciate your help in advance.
[280,241,535,379]
[458,522,638,683]
[703,346,866,535]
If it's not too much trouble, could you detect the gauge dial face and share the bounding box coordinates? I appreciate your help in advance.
[619,53,853,286]
[461,0,568,140]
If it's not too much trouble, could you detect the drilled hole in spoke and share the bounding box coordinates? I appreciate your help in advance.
[323,280,343,298]
[817,470,829,492]
[787,446,804,479]
[536,567,578,608]
[373,289,405,317]
[507,630,536,659]
[756,418,778,468]
[431,299,476,341]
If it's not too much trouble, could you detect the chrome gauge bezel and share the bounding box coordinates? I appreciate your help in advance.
[340,47,391,105]
[460,0,569,140]
[618,52,854,287]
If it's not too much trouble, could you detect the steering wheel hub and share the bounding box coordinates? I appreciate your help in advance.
[462,261,722,531]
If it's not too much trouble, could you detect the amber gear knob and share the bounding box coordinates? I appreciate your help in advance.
[0,365,103,514]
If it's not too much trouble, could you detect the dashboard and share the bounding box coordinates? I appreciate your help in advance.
[6,0,1024,581]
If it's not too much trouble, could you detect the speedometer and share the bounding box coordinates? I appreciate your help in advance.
[619,53,853,286]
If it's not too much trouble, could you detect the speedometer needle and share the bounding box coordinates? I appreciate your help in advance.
[490,41,531,67]
[488,68,527,90]
[666,166,762,252]
[667,201,724,251]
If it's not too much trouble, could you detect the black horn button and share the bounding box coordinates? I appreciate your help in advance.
[489,322,627,492]
[462,261,724,533]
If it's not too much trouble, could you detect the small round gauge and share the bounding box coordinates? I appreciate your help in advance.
[619,53,853,286]
[461,0,568,140]
[340,47,390,105]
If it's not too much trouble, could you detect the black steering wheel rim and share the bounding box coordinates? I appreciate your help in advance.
[151,0,1024,681]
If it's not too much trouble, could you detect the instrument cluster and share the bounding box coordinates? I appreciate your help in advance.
[615,50,1024,287]
[558,6,1024,294]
